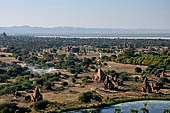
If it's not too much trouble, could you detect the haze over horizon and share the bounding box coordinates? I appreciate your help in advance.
[0,0,170,29]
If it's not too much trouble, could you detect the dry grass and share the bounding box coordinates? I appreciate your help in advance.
[0,50,167,111]
[0,52,17,63]
[0,57,17,63]
[0,52,12,55]
[102,62,147,73]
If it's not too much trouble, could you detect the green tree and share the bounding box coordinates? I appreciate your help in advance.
[72,77,76,83]
[78,92,93,103]
[33,100,49,111]
[93,94,102,102]
[135,67,142,73]
[163,109,170,113]
[122,48,135,57]
[141,108,149,113]
[134,76,139,82]
[114,108,121,113]
[131,109,138,113]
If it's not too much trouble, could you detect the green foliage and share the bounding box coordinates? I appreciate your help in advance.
[82,76,92,84]
[71,48,80,53]
[0,74,9,83]
[61,82,68,86]
[45,111,58,113]
[44,81,54,89]
[141,108,149,113]
[131,86,139,92]
[135,67,142,73]
[131,109,138,113]
[7,65,30,77]
[90,65,96,70]
[33,100,49,110]
[119,72,129,81]
[0,103,30,113]
[78,92,102,103]
[72,77,76,83]
[93,94,102,102]
[74,74,78,79]
[78,92,93,103]
[0,69,6,74]
[120,48,135,57]
[88,109,101,113]
[163,109,170,113]
[134,76,139,82]
[0,103,18,113]
[114,108,121,113]
[160,77,169,83]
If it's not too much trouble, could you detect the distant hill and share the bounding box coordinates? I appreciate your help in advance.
[0,26,170,36]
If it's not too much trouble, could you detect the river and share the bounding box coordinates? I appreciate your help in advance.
[67,100,170,113]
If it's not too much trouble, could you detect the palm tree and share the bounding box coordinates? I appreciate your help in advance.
[163,109,170,113]
[141,107,149,113]
[131,109,138,113]
[114,108,121,113]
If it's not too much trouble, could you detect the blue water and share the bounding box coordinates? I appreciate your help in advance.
[67,100,170,113]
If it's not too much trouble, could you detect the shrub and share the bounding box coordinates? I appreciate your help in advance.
[120,72,129,81]
[103,63,108,66]
[78,92,93,103]
[0,103,30,113]
[82,76,92,84]
[74,74,78,78]
[135,67,142,73]
[33,100,49,110]
[90,65,95,69]
[0,103,18,113]
[131,109,138,113]
[0,69,6,74]
[72,77,76,83]
[88,109,101,113]
[93,94,102,102]
[160,77,169,83]
[0,74,9,83]
[78,92,102,103]
[61,82,68,86]
[44,81,54,90]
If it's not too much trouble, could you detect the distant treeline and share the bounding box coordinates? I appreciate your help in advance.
[1,36,170,49]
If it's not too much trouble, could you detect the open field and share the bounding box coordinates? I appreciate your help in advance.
[102,62,148,73]
[0,52,17,63]
[0,57,17,63]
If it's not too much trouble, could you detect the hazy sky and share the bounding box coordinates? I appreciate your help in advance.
[0,0,170,29]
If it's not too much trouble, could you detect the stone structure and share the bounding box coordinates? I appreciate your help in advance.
[111,76,123,86]
[154,71,166,78]
[30,86,43,102]
[141,77,152,93]
[150,82,163,91]
[93,68,123,90]
[160,71,165,78]
[93,68,106,82]
[104,76,115,90]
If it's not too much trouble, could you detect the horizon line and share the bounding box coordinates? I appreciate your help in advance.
[0,25,170,30]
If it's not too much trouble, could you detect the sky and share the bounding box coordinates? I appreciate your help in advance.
[0,0,170,29]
